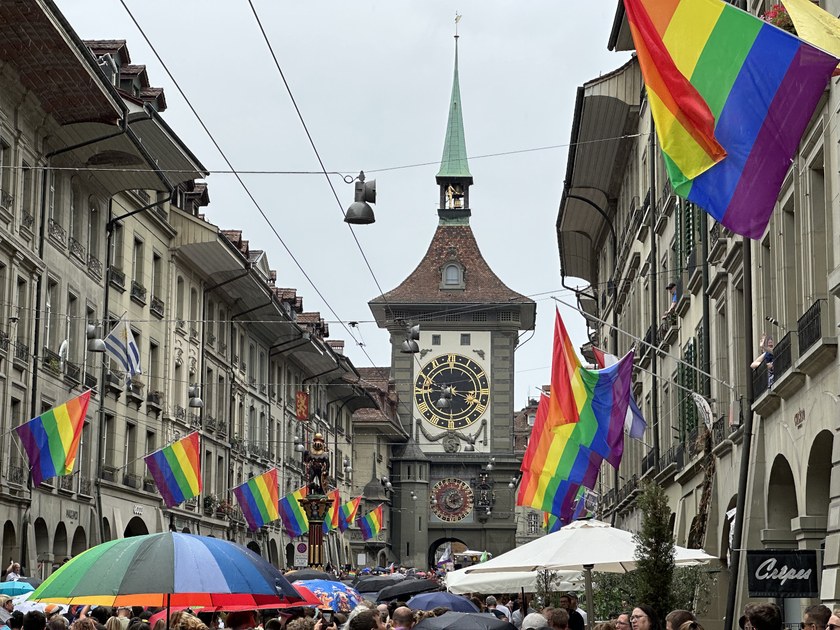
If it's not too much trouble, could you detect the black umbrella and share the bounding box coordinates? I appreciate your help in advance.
[15,577,42,588]
[284,569,338,582]
[414,612,515,630]
[376,578,440,602]
[354,575,405,593]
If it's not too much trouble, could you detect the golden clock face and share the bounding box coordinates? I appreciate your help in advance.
[430,478,473,522]
[414,353,489,429]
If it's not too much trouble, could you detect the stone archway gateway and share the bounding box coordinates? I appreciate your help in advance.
[427,537,468,571]
[123,516,149,538]
[247,541,261,556]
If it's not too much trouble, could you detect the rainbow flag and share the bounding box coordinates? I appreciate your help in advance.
[279,485,309,537]
[543,512,562,534]
[323,489,341,534]
[338,496,362,533]
[357,504,384,540]
[517,310,633,519]
[624,0,838,239]
[15,392,91,487]
[233,468,280,530]
[144,432,202,507]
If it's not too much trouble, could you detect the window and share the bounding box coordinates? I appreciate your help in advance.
[460,333,471,346]
[45,279,59,349]
[152,252,162,299]
[111,222,123,270]
[0,139,11,200]
[176,277,185,320]
[432,334,441,346]
[21,162,34,220]
[527,512,540,535]
[441,263,464,289]
[70,181,84,244]
[132,237,144,284]
[66,293,79,361]
[88,198,100,261]
[149,341,159,390]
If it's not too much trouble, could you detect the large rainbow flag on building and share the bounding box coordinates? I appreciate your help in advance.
[323,489,341,534]
[338,496,362,533]
[279,485,309,537]
[358,504,384,540]
[15,391,91,487]
[233,468,280,530]
[517,310,634,521]
[624,0,839,239]
[144,432,202,507]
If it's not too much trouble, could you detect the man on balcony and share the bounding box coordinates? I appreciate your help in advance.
[750,334,775,389]
[662,282,677,320]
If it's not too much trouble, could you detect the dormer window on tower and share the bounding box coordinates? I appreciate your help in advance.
[441,262,465,290]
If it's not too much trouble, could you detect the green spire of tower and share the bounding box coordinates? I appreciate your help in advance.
[437,36,472,180]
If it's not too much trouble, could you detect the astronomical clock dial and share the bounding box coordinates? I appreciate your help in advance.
[414,353,490,429]
[430,478,474,522]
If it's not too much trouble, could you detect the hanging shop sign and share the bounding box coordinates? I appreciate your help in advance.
[746,549,818,597]
[295,391,310,421]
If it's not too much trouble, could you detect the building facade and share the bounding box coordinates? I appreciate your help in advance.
[369,38,536,570]
[556,1,840,627]
[0,1,384,576]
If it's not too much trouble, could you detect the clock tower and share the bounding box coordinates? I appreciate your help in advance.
[369,35,536,568]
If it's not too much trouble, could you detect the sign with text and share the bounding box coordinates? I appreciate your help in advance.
[295,391,310,420]
[293,542,309,568]
[746,549,818,597]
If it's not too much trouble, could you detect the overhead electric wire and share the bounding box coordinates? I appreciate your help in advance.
[117,0,379,369]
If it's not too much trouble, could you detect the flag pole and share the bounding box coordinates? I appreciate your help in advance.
[724,237,755,630]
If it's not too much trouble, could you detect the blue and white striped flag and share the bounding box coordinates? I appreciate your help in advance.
[103,318,141,377]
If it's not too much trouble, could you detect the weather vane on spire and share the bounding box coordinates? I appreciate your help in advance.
[455,11,462,37]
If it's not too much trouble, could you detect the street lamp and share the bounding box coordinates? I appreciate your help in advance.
[380,476,392,491]
[410,491,417,501]
[343,456,352,475]
[188,384,203,408]
[486,457,495,472]
[294,436,305,453]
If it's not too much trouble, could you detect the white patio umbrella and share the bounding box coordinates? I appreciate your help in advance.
[464,520,716,628]
[445,566,582,595]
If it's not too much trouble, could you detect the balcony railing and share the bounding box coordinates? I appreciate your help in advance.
[8,465,26,485]
[797,299,825,355]
[64,361,81,384]
[189,413,201,429]
[85,371,98,390]
[0,331,10,352]
[150,296,164,318]
[774,331,793,380]
[14,340,28,362]
[109,267,126,290]
[79,476,92,496]
[123,473,140,489]
[42,347,61,373]
[131,281,147,304]
[69,237,86,262]
[20,210,34,232]
[752,360,771,395]
[48,218,66,246]
[205,415,216,432]
[174,405,186,421]
[59,475,74,491]
[87,254,102,278]
[190,328,199,341]
[0,189,13,211]
[641,449,657,474]
[146,391,163,407]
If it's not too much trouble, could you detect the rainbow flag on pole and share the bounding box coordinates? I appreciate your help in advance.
[323,489,341,534]
[338,496,362,533]
[15,391,91,487]
[517,310,633,521]
[144,432,202,507]
[624,0,838,239]
[279,486,309,537]
[233,468,280,530]
[357,504,384,540]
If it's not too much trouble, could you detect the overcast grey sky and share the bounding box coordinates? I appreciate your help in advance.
[56,1,631,408]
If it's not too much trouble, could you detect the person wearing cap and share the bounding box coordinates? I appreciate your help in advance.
[568,594,586,626]
[0,596,14,624]
[662,283,678,320]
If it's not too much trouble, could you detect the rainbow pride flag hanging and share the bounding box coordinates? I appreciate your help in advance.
[15,391,91,487]
[279,485,309,537]
[543,512,562,534]
[517,310,634,519]
[144,432,202,507]
[338,496,362,533]
[357,504,384,540]
[624,0,838,239]
[233,468,280,530]
[323,489,341,534]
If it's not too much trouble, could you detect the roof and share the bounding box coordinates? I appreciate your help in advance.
[436,37,472,183]
[371,224,533,306]
[556,57,642,284]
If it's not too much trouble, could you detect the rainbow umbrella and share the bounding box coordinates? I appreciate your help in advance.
[30,533,306,607]
[291,580,361,612]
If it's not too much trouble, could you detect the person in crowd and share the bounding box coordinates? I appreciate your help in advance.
[568,594,586,626]
[595,623,616,630]
[743,603,781,630]
[348,610,384,630]
[548,609,570,630]
[512,601,536,629]
[827,609,840,630]
[521,614,547,630]
[22,613,46,630]
[390,608,413,630]
[665,611,695,630]
[615,613,631,630]
[496,597,512,622]
[803,605,831,630]
[46,613,67,630]
[265,619,284,630]
[558,596,584,630]
[376,606,389,629]
[630,605,660,630]
[677,622,703,630]
[662,283,678,320]
[0,596,14,624]
[4,562,21,581]
[225,612,257,630]
[486,597,507,621]
[8,613,23,630]
[469,598,484,613]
